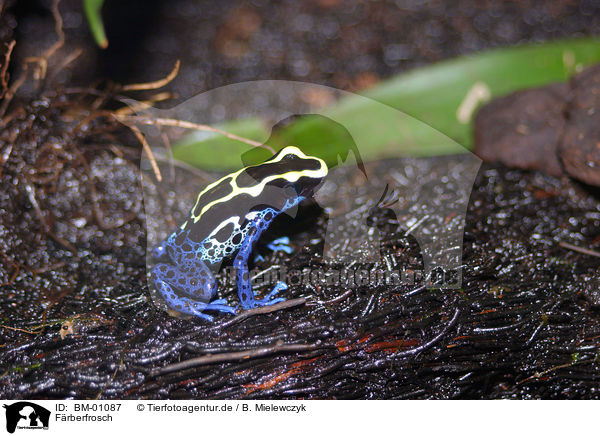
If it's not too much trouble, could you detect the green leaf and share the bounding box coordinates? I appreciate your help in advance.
[361,37,600,148]
[171,38,600,170]
[171,118,270,170]
[83,0,108,49]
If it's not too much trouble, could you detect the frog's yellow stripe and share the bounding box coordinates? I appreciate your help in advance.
[190,146,327,223]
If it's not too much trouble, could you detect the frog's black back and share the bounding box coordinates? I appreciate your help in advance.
[185,146,327,244]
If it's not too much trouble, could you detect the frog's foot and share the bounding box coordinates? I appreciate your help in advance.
[152,263,236,321]
[162,295,215,321]
[177,297,237,321]
[154,281,237,321]
[266,236,294,254]
[242,282,287,310]
[151,240,169,261]
[204,301,238,315]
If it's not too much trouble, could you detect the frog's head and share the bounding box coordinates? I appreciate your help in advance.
[246,146,328,199]
[242,114,367,182]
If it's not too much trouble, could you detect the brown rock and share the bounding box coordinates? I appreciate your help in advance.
[560,64,600,187]
[473,83,569,177]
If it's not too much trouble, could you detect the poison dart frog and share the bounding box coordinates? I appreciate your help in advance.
[150,146,328,321]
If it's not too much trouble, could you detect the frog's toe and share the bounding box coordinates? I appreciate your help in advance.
[151,241,169,260]
[205,301,237,315]
[180,298,237,320]
[266,236,294,254]
[248,282,288,308]
[187,305,215,322]
[259,297,286,306]
[267,281,288,297]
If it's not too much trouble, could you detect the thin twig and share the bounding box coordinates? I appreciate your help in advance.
[215,298,307,329]
[150,340,324,377]
[394,307,460,358]
[23,0,65,81]
[559,241,600,258]
[71,110,115,134]
[0,252,21,286]
[122,60,180,91]
[309,289,354,305]
[516,355,597,385]
[113,92,173,116]
[0,0,65,118]
[0,325,44,335]
[44,0,65,60]
[0,63,28,118]
[124,122,163,182]
[0,40,15,98]
[119,115,274,153]
[160,131,175,182]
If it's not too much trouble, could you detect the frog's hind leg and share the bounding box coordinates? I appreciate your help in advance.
[151,262,236,320]
[234,208,289,310]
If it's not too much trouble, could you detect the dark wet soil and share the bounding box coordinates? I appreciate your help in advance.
[1,0,600,399]
[2,143,600,398]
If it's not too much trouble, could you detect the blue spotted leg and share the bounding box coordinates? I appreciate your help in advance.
[151,243,237,321]
[234,196,304,309]
[234,209,286,309]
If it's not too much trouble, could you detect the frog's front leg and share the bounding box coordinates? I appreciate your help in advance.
[151,260,237,321]
[235,209,289,309]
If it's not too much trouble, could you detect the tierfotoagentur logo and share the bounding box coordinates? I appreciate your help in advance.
[3,402,50,433]
[130,80,481,318]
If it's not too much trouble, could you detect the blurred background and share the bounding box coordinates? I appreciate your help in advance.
[8,0,600,98]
